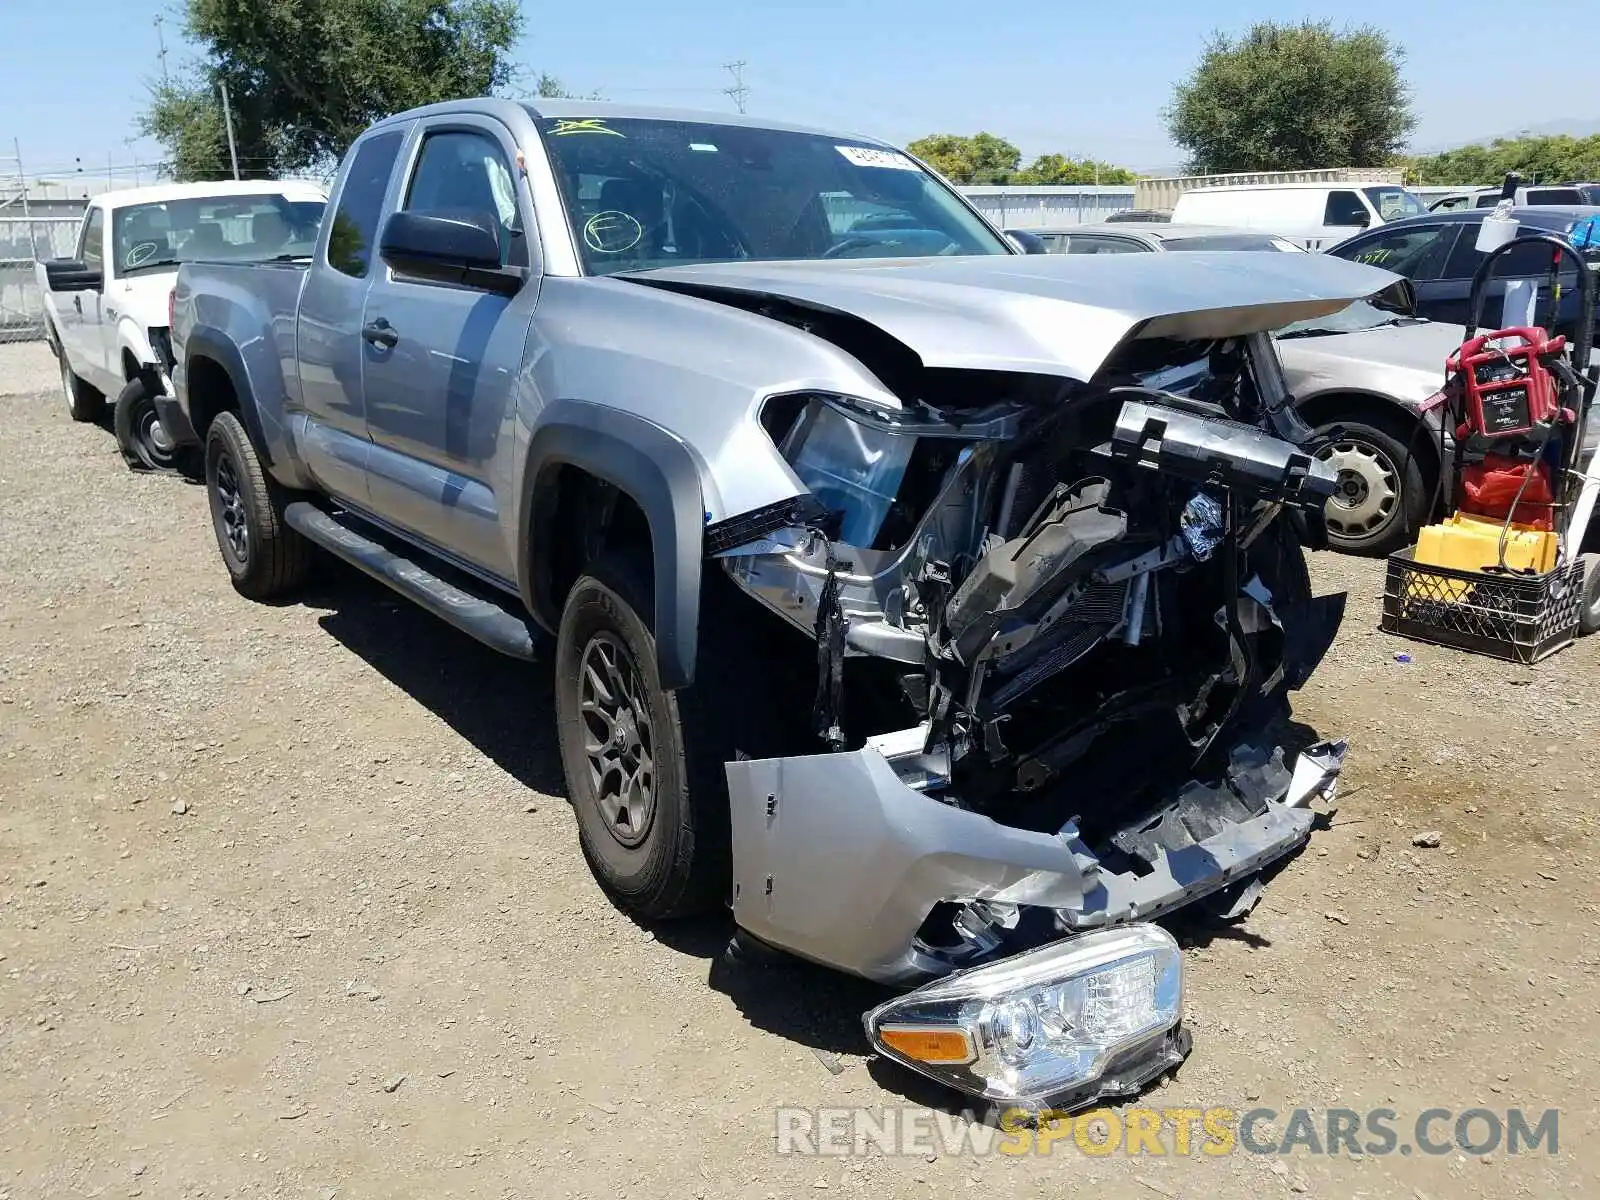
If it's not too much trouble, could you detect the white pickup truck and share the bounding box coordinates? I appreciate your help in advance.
[37,180,326,471]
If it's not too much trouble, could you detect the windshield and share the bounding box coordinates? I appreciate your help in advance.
[1363,186,1427,221]
[1162,233,1304,252]
[111,194,327,275]
[533,115,1010,274]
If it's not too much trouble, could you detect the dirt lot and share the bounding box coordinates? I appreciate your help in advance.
[2,338,1598,1200]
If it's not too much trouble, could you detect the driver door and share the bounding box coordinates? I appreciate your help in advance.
[359,116,540,582]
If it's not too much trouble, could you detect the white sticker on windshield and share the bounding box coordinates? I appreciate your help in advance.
[689,143,718,153]
[836,145,919,171]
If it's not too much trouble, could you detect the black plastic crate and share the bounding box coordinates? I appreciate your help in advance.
[1382,549,1584,664]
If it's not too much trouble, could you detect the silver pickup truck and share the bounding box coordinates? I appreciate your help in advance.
[170,98,1394,1111]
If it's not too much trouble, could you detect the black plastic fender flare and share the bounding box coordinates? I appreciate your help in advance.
[519,400,707,690]
[182,325,278,468]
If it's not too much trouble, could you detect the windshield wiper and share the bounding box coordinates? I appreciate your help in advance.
[126,259,184,272]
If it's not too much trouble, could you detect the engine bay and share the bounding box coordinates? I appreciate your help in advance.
[714,326,1350,981]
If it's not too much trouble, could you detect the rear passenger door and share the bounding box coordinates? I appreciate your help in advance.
[295,126,407,506]
[359,115,540,583]
[1431,228,1582,329]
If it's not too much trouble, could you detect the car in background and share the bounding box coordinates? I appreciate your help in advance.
[1169,181,1430,250]
[36,181,328,472]
[1026,222,1304,255]
[1324,206,1600,333]
[1103,208,1171,223]
[1428,184,1589,212]
[1020,220,1465,555]
[1566,183,1600,206]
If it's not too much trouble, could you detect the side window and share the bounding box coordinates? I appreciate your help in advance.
[1322,190,1370,227]
[402,129,527,269]
[327,130,405,279]
[1065,235,1143,254]
[1336,223,1454,279]
[1445,227,1572,281]
[1475,194,1500,208]
[77,207,104,270]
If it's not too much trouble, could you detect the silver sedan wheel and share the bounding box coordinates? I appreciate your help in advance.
[1317,438,1400,539]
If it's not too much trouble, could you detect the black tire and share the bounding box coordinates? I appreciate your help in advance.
[1580,553,1600,637]
[58,347,104,424]
[204,411,313,600]
[1311,413,1431,557]
[114,376,193,474]
[555,555,776,920]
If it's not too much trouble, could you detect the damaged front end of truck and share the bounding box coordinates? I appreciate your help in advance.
[650,253,1380,1109]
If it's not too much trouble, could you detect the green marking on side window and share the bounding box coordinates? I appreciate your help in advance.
[551,119,625,138]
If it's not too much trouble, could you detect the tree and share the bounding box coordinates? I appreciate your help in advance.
[1015,154,1136,186]
[140,0,524,180]
[1166,21,1414,173]
[1403,134,1600,186]
[906,133,1022,185]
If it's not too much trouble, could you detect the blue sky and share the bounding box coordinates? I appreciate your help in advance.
[3,0,1595,186]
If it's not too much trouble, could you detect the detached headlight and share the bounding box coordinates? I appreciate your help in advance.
[863,924,1187,1110]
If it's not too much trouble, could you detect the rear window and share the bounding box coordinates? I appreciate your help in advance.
[1523,188,1584,206]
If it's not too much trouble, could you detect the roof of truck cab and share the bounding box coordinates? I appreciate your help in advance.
[90,180,328,210]
[371,96,881,144]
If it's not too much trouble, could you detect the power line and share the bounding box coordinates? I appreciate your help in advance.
[722,60,750,115]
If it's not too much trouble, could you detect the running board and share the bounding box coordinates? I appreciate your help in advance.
[284,502,538,661]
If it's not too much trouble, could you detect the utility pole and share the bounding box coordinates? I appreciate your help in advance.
[12,139,37,258]
[722,61,750,115]
[219,82,241,179]
[154,14,170,86]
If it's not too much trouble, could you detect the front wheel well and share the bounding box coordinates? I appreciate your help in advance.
[532,464,654,627]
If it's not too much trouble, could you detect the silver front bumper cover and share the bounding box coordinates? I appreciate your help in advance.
[726,739,1343,986]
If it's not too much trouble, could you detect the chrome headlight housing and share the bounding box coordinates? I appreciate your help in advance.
[863,924,1186,1110]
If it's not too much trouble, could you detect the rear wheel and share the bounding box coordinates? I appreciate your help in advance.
[204,411,313,599]
[114,376,191,474]
[1311,414,1430,557]
[59,353,104,424]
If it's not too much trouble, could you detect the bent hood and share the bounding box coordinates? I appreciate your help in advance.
[632,251,1403,382]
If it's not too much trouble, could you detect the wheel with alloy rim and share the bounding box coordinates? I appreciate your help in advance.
[203,410,312,599]
[1311,415,1429,557]
[59,351,104,423]
[114,377,188,473]
[578,631,658,848]
[554,554,740,920]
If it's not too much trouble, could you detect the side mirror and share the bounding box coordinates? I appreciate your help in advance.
[44,259,102,292]
[1372,277,1418,317]
[379,210,520,294]
[1347,211,1372,229]
[1005,229,1049,255]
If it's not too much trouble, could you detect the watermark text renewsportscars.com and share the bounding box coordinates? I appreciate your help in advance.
[774,1106,1560,1158]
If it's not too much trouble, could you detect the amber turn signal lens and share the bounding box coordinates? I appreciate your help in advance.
[876,1024,975,1066]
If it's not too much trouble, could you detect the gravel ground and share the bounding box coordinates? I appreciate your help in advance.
[3,338,1598,1199]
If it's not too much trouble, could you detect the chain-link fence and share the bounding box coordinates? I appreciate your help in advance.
[1,212,83,344]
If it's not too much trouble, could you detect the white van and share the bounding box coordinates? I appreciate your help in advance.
[1170,182,1429,250]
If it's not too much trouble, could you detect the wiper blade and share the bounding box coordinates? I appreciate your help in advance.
[127,259,184,272]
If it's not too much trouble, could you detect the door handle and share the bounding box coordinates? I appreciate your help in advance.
[362,319,398,349]
[73,295,82,314]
